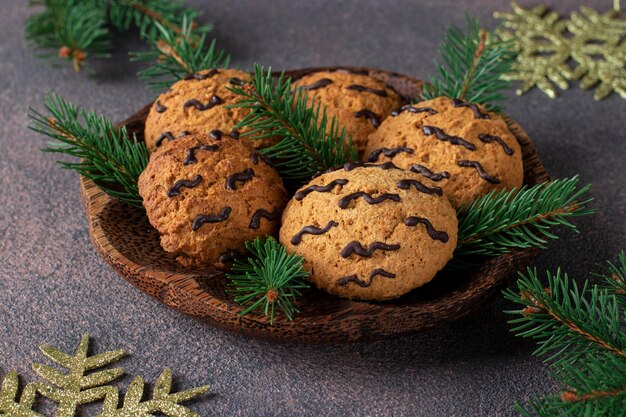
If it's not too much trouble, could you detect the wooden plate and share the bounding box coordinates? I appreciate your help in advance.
[79,67,549,343]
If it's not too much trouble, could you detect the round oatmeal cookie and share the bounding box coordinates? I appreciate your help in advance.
[279,163,458,300]
[144,68,269,151]
[364,97,524,208]
[138,132,287,268]
[292,70,404,153]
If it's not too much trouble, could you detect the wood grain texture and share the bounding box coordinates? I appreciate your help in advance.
[79,67,549,343]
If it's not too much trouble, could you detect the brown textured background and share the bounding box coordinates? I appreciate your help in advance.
[0,1,624,416]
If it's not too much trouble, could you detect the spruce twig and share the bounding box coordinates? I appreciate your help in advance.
[27,93,149,207]
[422,15,516,111]
[228,64,358,184]
[226,237,310,324]
[449,177,595,269]
[505,252,626,416]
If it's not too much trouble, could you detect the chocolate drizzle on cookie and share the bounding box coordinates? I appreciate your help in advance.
[290,220,339,245]
[367,147,414,162]
[341,241,400,258]
[422,126,476,150]
[451,98,490,119]
[218,249,242,264]
[183,145,219,165]
[343,161,400,172]
[210,129,240,140]
[229,77,244,86]
[391,105,438,117]
[300,78,333,90]
[225,168,255,190]
[167,175,203,197]
[192,207,232,231]
[409,164,450,181]
[404,216,449,242]
[478,134,514,155]
[183,95,223,111]
[457,160,501,184]
[354,109,381,128]
[396,179,443,196]
[294,179,348,200]
[337,269,396,287]
[249,207,280,229]
[338,192,401,209]
[155,100,167,113]
[178,130,190,138]
[155,131,176,147]
[184,69,219,80]
[249,151,272,165]
[346,84,388,97]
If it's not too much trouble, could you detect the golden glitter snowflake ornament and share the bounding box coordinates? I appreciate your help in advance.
[495,2,626,100]
[0,334,209,417]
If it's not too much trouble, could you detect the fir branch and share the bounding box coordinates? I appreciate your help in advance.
[228,64,358,184]
[27,93,149,207]
[505,255,626,416]
[421,15,516,111]
[226,237,310,324]
[25,0,111,72]
[130,16,230,91]
[448,177,595,269]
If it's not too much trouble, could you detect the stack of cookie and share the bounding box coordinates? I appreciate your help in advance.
[138,69,524,301]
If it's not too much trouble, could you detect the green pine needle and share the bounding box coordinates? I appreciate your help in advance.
[228,64,358,184]
[504,253,626,416]
[27,93,149,207]
[421,15,516,112]
[25,0,111,71]
[130,15,230,91]
[226,237,310,324]
[449,176,595,269]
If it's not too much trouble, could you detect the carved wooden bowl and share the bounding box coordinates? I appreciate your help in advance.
[79,67,549,343]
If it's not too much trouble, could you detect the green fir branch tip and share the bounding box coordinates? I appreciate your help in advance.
[505,253,626,416]
[227,237,310,324]
[421,15,516,111]
[449,176,595,269]
[27,93,149,207]
[228,64,358,184]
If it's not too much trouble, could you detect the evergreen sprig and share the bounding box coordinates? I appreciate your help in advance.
[504,252,626,416]
[226,237,310,324]
[28,93,149,207]
[449,177,595,269]
[228,65,358,184]
[421,16,516,111]
[130,16,230,91]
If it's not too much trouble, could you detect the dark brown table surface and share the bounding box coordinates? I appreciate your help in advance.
[1,1,624,416]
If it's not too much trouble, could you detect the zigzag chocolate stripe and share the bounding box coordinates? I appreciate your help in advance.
[155,131,176,147]
[457,160,501,184]
[422,126,476,150]
[219,249,243,264]
[338,192,401,208]
[184,69,219,80]
[210,129,240,140]
[478,134,514,155]
[294,179,348,201]
[404,216,449,242]
[301,78,333,90]
[225,168,255,190]
[341,241,400,258]
[192,207,231,231]
[354,109,381,128]
[183,95,223,111]
[396,179,443,196]
[451,98,490,119]
[337,269,397,287]
[183,145,219,165]
[167,175,203,197]
[346,84,388,97]
[249,151,273,165]
[391,105,438,116]
[290,220,339,245]
[367,147,414,162]
[409,164,450,181]
[155,101,167,113]
[249,207,280,229]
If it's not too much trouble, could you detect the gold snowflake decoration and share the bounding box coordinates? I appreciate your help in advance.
[495,2,626,100]
[0,334,209,417]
